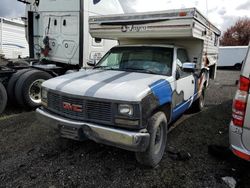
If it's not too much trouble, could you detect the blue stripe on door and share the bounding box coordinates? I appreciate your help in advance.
[171,99,192,121]
[149,79,172,105]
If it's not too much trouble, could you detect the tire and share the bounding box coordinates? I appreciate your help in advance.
[234,63,242,70]
[7,69,31,103]
[0,82,7,114]
[192,88,205,112]
[135,111,168,167]
[15,70,52,108]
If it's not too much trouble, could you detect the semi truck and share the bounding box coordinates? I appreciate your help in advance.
[0,0,124,114]
[36,8,221,167]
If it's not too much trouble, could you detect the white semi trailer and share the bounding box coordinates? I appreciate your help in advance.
[0,0,124,114]
[218,46,248,69]
[0,17,29,59]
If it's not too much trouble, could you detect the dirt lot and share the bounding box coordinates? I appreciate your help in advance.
[1,70,249,188]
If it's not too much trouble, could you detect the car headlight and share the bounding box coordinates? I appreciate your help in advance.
[118,104,133,116]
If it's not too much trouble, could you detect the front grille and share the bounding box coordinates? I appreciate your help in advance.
[47,91,113,124]
[86,100,112,121]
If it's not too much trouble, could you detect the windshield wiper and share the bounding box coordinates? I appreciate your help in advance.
[122,67,158,74]
[93,66,119,71]
[93,65,109,69]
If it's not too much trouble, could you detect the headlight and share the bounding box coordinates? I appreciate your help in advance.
[118,104,133,116]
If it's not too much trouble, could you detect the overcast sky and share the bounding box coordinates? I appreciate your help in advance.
[0,0,249,33]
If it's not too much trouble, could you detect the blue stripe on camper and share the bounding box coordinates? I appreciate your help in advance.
[2,43,25,49]
[171,99,192,121]
[149,79,172,105]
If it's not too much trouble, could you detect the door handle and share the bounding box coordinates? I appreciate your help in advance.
[192,80,194,84]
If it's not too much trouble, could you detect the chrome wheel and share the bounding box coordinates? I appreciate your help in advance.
[28,79,45,104]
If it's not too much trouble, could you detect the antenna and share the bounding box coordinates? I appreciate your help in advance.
[206,0,208,17]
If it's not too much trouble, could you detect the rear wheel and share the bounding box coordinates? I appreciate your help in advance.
[135,111,167,167]
[7,69,31,103]
[0,82,7,114]
[15,70,52,108]
[234,63,242,70]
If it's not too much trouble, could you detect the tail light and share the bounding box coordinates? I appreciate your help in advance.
[232,76,250,127]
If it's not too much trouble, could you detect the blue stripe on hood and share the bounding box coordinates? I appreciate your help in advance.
[149,79,172,105]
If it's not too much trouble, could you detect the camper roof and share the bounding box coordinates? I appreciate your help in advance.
[112,44,175,49]
[89,8,220,34]
[89,8,221,41]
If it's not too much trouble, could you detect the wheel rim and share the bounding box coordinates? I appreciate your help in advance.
[28,79,45,104]
[154,122,164,154]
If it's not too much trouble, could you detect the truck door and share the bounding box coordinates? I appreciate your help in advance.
[31,0,80,65]
[172,48,195,120]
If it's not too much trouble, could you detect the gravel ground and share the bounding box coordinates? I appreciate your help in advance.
[1,70,249,188]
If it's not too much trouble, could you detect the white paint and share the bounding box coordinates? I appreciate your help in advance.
[42,69,172,101]
[218,46,248,67]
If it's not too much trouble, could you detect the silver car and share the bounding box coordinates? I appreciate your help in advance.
[230,44,250,160]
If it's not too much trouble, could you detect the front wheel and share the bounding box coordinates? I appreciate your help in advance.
[135,111,168,167]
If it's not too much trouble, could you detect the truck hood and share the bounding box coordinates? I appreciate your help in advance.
[42,69,172,101]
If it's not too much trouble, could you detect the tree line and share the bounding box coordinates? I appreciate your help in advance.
[220,17,250,46]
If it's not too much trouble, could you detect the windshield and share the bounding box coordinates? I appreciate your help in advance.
[95,46,173,76]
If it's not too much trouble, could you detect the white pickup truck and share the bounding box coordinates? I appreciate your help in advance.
[36,8,220,167]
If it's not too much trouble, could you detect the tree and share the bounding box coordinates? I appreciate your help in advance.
[220,17,250,46]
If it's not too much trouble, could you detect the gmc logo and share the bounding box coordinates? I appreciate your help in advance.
[63,102,83,112]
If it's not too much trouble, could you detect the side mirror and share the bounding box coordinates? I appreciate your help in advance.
[182,62,196,72]
[87,59,96,67]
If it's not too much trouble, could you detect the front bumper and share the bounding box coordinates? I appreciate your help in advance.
[36,108,150,152]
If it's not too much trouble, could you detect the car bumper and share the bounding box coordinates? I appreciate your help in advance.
[36,108,150,152]
[229,122,250,161]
